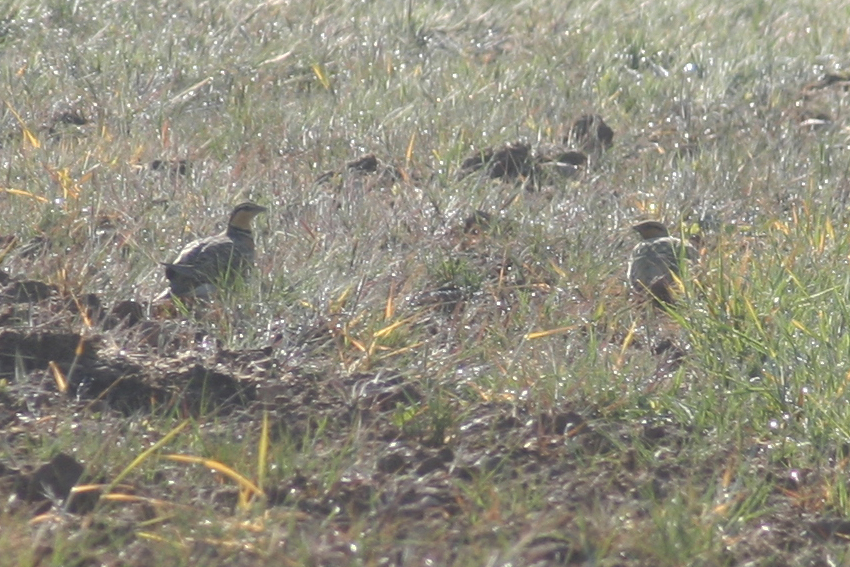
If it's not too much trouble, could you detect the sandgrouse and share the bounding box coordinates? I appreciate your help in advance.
[159,202,267,300]
[627,220,698,305]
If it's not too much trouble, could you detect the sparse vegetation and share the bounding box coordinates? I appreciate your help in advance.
[2,0,850,565]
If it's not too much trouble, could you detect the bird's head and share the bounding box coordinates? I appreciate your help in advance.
[229,202,267,231]
[631,220,670,240]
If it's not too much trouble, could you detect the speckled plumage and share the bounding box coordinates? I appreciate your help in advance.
[160,202,266,299]
[627,221,698,304]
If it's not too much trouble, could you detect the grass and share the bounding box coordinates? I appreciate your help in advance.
[2,0,850,564]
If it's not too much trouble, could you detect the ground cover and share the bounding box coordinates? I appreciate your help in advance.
[2,0,850,565]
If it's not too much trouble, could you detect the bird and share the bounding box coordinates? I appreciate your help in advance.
[158,202,267,300]
[627,220,698,305]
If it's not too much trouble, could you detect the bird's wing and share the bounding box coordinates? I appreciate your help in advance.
[647,237,697,270]
[167,237,248,283]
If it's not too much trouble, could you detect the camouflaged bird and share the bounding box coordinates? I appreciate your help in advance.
[159,202,267,299]
[627,220,698,305]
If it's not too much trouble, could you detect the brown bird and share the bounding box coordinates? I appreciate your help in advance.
[159,202,267,299]
[627,220,698,305]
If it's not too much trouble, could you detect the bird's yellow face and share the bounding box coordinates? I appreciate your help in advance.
[229,203,267,230]
[632,221,670,240]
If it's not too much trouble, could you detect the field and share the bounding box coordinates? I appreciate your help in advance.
[2,0,850,565]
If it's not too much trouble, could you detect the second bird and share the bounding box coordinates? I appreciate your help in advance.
[160,202,267,299]
[627,220,698,305]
